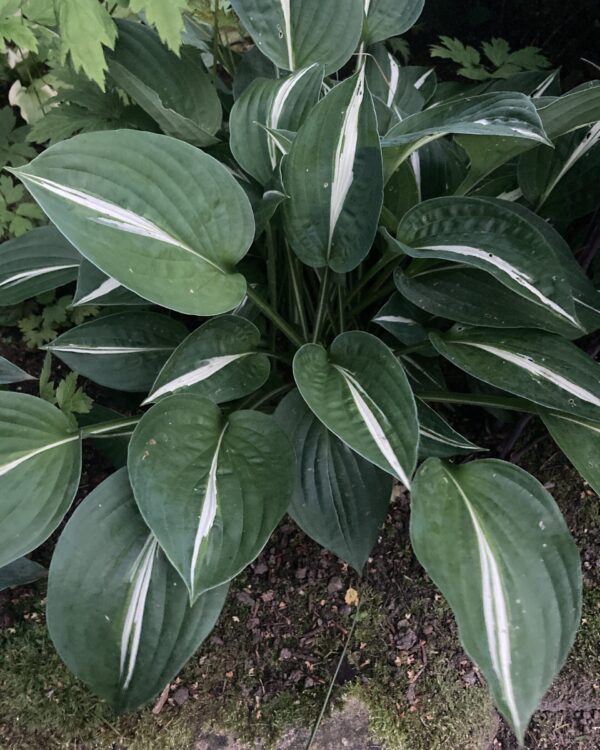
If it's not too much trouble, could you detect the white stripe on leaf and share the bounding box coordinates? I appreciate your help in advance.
[0,264,79,289]
[540,122,600,206]
[75,277,121,305]
[447,471,520,730]
[280,0,294,70]
[144,353,250,403]
[374,315,419,326]
[386,54,400,109]
[415,244,580,327]
[419,427,474,449]
[47,345,173,355]
[0,435,79,477]
[190,427,227,589]
[18,173,224,273]
[329,69,366,250]
[120,536,158,690]
[335,365,411,488]
[461,341,600,408]
[268,67,315,168]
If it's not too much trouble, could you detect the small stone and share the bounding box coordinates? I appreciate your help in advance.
[172,687,189,705]
[328,576,344,593]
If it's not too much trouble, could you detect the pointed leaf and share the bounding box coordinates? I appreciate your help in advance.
[411,458,581,742]
[230,64,323,185]
[10,130,254,316]
[145,315,270,404]
[0,392,81,568]
[417,400,483,459]
[47,469,228,711]
[372,291,429,346]
[108,20,221,147]
[363,0,425,45]
[0,355,34,384]
[129,395,294,601]
[0,226,80,306]
[230,0,364,74]
[283,70,383,271]
[392,197,582,332]
[0,557,47,592]
[275,389,392,572]
[293,331,418,487]
[539,82,600,140]
[542,413,600,496]
[46,311,187,393]
[431,326,600,421]
[72,259,147,307]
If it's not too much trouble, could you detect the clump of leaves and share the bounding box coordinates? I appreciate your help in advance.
[430,36,551,80]
[18,292,99,348]
[39,352,93,421]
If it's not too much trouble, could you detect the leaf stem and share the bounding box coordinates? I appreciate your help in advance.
[246,286,305,349]
[286,242,310,340]
[417,390,539,414]
[80,417,140,439]
[312,267,331,343]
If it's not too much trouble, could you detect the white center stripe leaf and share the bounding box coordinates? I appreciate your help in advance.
[329,68,366,246]
[461,342,600,408]
[267,66,315,166]
[47,345,174,355]
[414,243,580,326]
[280,0,294,69]
[145,354,251,403]
[15,174,224,273]
[0,436,79,478]
[0,264,79,289]
[334,365,411,488]
[448,472,520,729]
[539,122,600,205]
[75,277,121,305]
[120,536,158,690]
[410,458,581,743]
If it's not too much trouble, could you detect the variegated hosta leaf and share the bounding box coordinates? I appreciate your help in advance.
[0,356,34,385]
[538,81,600,140]
[230,0,363,74]
[394,265,584,339]
[519,125,600,218]
[431,326,600,421]
[0,226,80,307]
[391,197,583,332]
[283,70,383,271]
[400,352,446,391]
[275,389,393,573]
[365,45,432,120]
[9,130,255,316]
[363,0,425,45]
[411,458,581,742]
[145,315,270,404]
[129,394,294,602]
[417,401,483,459]
[542,413,600,496]
[372,291,429,346]
[108,20,222,146]
[0,557,47,592]
[293,331,418,487]
[0,392,81,568]
[72,259,147,307]
[230,64,323,185]
[46,311,188,393]
[47,469,229,712]
[381,92,550,177]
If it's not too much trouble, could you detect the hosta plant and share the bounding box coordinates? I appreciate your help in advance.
[2,0,600,742]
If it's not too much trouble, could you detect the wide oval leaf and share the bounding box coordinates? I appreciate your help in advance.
[275,389,392,573]
[230,64,323,185]
[108,20,222,146]
[46,311,188,393]
[431,326,600,421]
[231,0,363,74]
[47,469,228,712]
[129,394,294,601]
[411,458,581,742]
[145,315,270,405]
[283,70,383,271]
[0,392,81,568]
[293,331,418,487]
[363,0,425,45]
[0,226,80,306]
[392,197,581,332]
[10,130,254,316]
